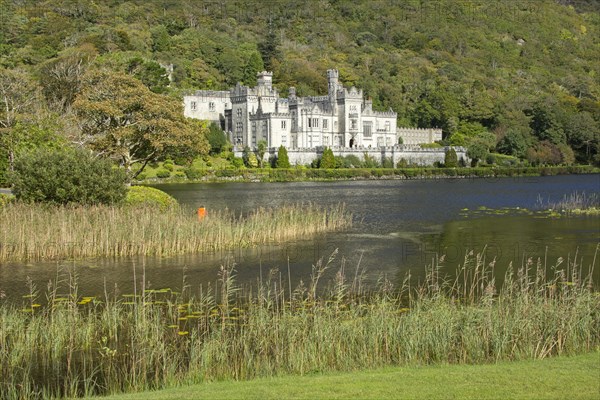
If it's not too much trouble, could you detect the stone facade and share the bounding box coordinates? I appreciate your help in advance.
[183,69,441,149]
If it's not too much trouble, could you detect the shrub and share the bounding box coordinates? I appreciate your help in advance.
[155,169,171,178]
[9,148,127,205]
[163,161,174,171]
[184,167,208,180]
[396,158,408,168]
[382,157,394,168]
[275,145,291,168]
[444,147,458,167]
[320,147,336,169]
[362,153,379,168]
[174,171,186,178]
[206,122,229,154]
[135,172,147,181]
[125,186,178,210]
[0,193,14,208]
[232,157,244,168]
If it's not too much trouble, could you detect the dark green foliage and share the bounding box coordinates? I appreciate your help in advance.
[496,130,531,158]
[275,145,290,168]
[258,26,281,71]
[9,147,127,205]
[467,142,489,167]
[242,52,264,86]
[444,147,458,168]
[320,147,336,169]
[205,122,228,154]
[127,57,169,94]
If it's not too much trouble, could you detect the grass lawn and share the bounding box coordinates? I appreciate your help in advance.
[99,352,600,399]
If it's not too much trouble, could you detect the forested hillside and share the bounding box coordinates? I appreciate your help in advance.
[0,0,599,183]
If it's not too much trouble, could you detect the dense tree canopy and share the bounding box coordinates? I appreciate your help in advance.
[0,0,598,179]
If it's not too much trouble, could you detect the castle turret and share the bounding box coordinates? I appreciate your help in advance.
[327,69,339,105]
[257,71,273,89]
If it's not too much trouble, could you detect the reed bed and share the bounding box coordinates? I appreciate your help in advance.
[537,191,600,215]
[0,203,351,261]
[1,249,598,399]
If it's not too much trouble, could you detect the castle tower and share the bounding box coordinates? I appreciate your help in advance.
[257,71,273,89]
[327,69,339,105]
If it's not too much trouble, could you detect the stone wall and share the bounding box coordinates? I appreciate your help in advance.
[234,145,469,167]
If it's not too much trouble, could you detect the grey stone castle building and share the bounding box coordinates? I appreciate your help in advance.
[184,69,441,149]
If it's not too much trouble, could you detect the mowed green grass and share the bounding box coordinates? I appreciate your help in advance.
[100,352,600,400]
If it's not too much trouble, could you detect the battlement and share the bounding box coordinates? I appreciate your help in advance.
[188,90,230,100]
[338,86,363,99]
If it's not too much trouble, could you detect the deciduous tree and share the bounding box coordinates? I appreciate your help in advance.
[73,70,209,179]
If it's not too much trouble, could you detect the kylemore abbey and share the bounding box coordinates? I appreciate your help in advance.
[183,69,464,165]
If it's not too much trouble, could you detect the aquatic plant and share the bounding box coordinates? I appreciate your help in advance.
[537,191,600,216]
[0,202,351,261]
[0,248,598,399]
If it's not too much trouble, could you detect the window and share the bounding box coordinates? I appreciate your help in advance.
[191,101,197,111]
[385,121,390,132]
[323,119,328,129]
[282,135,287,144]
[350,105,357,112]
[377,137,384,147]
[236,108,242,117]
[281,120,286,129]
[209,102,215,111]
[351,119,357,130]
[313,118,319,127]
[324,136,329,145]
[236,122,243,133]
[363,122,373,137]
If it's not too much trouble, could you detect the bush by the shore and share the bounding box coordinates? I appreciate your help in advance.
[125,185,178,211]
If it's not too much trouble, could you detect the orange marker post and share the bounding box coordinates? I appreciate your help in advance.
[197,207,206,221]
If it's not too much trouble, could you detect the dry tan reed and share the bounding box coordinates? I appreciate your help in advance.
[0,203,351,261]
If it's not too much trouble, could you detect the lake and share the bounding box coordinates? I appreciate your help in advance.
[1,174,598,301]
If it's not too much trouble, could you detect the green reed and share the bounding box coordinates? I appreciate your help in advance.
[0,203,351,261]
[0,248,598,399]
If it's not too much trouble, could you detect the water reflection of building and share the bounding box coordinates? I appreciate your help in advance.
[184,69,441,149]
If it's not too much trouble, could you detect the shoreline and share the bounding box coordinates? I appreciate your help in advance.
[135,165,599,184]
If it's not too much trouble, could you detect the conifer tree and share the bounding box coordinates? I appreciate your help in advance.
[320,147,336,169]
[275,145,290,168]
[444,147,458,167]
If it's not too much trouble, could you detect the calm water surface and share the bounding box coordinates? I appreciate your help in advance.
[1,175,598,301]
